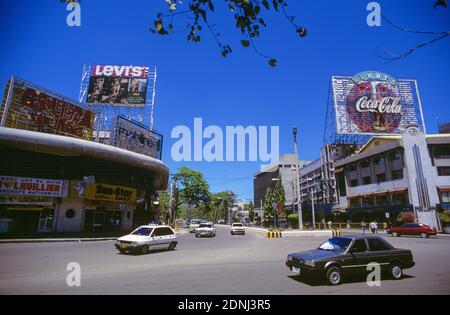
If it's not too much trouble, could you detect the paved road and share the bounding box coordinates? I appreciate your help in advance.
[1,226,449,294]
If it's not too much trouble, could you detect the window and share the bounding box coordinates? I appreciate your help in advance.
[349,198,360,208]
[350,179,358,187]
[362,196,374,207]
[158,227,174,236]
[348,164,357,172]
[441,191,450,203]
[392,193,407,205]
[376,195,388,206]
[437,167,450,176]
[367,238,391,251]
[132,227,153,236]
[362,176,372,185]
[65,209,76,219]
[434,146,450,159]
[374,156,385,165]
[360,160,370,169]
[392,169,403,180]
[388,151,401,161]
[350,239,367,253]
[376,173,386,183]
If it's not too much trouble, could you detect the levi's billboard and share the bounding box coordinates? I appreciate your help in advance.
[87,65,149,107]
[331,71,422,135]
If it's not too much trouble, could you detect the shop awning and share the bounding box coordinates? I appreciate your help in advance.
[374,191,388,196]
[0,127,169,190]
[335,167,344,174]
[437,186,450,193]
[390,188,408,194]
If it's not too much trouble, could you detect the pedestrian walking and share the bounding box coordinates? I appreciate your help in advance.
[360,220,366,234]
[370,221,377,234]
[383,221,388,232]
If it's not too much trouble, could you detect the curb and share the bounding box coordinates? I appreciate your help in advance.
[0,237,118,244]
[0,228,190,244]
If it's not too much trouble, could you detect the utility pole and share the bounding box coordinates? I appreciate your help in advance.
[293,127,303,230]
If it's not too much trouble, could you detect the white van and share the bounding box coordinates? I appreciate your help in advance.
[115,225,177,254]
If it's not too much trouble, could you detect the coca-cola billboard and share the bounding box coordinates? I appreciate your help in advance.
[332,71,422,135]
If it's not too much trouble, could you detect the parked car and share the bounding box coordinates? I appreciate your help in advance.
[230,223,245,235]
[286,235,415,286]
[388,223,437,238]
[189,219,202,233]
[195,223,216,238]
[115,225,177,255]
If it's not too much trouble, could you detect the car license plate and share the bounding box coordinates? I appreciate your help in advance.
[291,266,301,274]
[120,244,127,249]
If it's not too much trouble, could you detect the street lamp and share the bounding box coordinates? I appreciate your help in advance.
[293,127,303,230]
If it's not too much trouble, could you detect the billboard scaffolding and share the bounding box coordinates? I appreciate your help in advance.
[79,64,157,141]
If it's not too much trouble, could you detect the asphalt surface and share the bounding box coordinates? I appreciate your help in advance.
[1,226,449,295]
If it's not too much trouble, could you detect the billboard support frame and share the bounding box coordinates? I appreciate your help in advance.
[0,76,15,127]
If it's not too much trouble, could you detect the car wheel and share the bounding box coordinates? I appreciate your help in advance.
[168,242,176,250]
[389,263,403,280]
[326,267,342,286]
[140,245,148,255]
[420,232,427,239]
[195,234,199,238]
[392,232,398,237]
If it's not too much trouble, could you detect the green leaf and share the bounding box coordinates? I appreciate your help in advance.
[268,58,277,67]
[297,27,307,37]
[262,0,269,10]
[241,40,250,47]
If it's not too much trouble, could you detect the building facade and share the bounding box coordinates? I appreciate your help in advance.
[253,154,310,217]
[334,126,450,230]
[0,77,168,236]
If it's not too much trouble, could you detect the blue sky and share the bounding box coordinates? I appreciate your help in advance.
[1,0,449,200]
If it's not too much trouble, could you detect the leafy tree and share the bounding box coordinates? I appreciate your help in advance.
[150,0,306,66]
[396,211,416,225]
[263,187,274,227]
[211,190,236,221]
[272,176,286,216]
[157,190,171,223]
[172,167,211,218]
[248,202,255,222]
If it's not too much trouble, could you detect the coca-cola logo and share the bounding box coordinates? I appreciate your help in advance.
[346,81,402,133]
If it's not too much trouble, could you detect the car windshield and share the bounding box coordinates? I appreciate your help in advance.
[319,237,352,253]
[131,227,153,236]
[191,220,200,225]
[233,223,243,227]
[199,224,211,228]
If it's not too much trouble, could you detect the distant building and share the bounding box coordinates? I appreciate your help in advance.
[439,122,450,134]
[232,199,250,219]
[334,126,450,230]
[253,154,310,218]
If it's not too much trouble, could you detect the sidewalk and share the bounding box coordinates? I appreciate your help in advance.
[0,228,190,244]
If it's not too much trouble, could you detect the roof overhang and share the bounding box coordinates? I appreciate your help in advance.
[0,127,169,190]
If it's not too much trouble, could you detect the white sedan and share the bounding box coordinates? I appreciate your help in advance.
[195,223,216,238]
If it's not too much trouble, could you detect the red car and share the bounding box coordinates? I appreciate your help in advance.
[388,223,437,238]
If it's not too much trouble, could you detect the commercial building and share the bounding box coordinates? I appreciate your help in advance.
[253,154,310,217]
[334,126,450,229]
[0,76,168,236]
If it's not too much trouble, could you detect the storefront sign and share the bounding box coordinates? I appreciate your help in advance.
[0,195,54,206]
[78,183,136,203]
[0,176,65,197]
